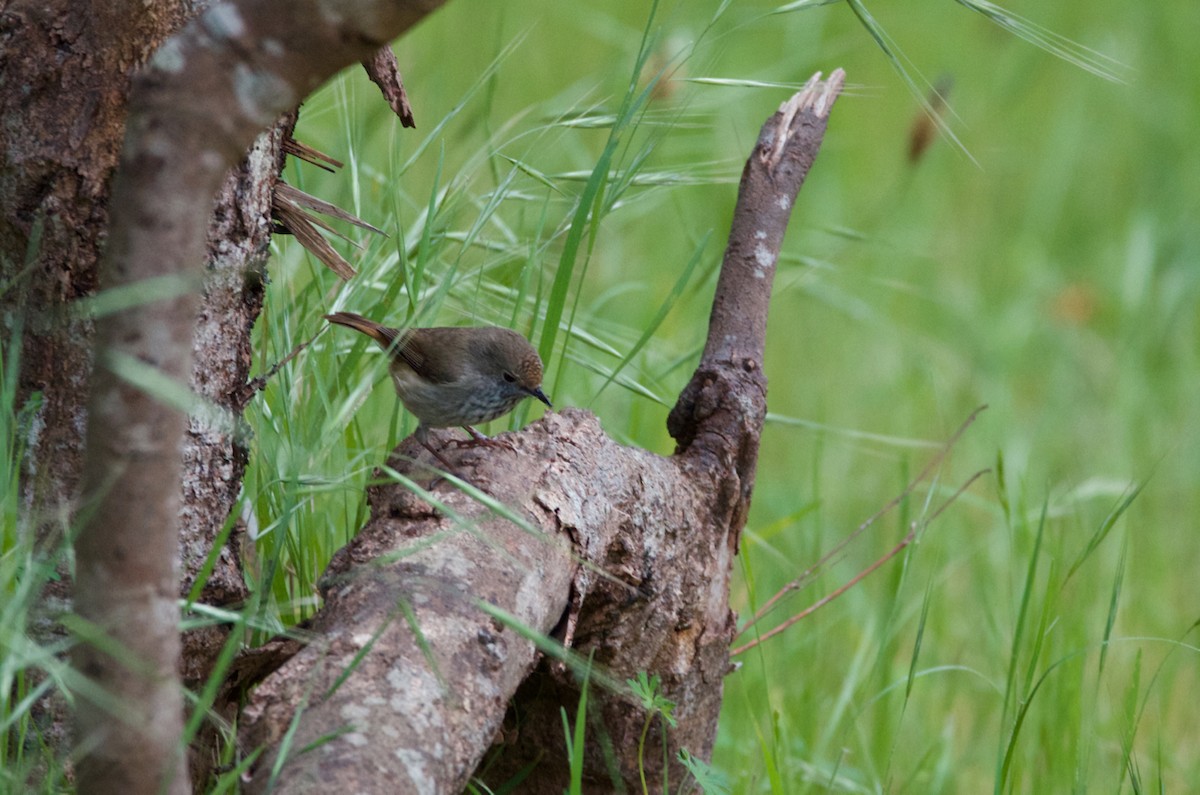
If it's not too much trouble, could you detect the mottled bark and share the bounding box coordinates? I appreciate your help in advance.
[179,122,291,795]
[238,73,845,793]
[0,0,190,540]
[179,116,294,694]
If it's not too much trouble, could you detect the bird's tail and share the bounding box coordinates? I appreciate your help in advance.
[324,312,400,349]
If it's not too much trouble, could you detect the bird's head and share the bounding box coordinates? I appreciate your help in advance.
[483,329,552,409]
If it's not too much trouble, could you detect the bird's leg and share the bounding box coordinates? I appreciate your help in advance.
[411,427,503,493]
[410,425,460,476]
[449,425,517,453]
[419,439,458,472]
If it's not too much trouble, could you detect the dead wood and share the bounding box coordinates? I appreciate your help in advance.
[363,45,417,128]
[238,71,846,793]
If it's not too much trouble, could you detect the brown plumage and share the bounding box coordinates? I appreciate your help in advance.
[325,312,551,465]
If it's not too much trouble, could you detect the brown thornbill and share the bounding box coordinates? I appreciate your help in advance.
[325,312,552,468]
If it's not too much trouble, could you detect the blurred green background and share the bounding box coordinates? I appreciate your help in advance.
[248,0,1199,791]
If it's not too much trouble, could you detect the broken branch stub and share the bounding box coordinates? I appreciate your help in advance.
[669,68,845,453]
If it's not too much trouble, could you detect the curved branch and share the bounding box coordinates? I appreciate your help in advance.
[668,69,845,453]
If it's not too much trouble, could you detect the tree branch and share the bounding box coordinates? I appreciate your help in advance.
[238,71,846,793]
[668,70,844,453]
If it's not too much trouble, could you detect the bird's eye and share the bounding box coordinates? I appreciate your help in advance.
[502,372,516,383]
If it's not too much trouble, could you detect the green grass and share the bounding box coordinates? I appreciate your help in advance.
[251,0,1200,790]
[5,0,1199,790]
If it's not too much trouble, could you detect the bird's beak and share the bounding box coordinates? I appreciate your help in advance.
[528,386,552,409]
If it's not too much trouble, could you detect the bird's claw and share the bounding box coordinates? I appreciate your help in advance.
[448,435,517,454]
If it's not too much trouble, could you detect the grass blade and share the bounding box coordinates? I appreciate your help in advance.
[588,231,710,403]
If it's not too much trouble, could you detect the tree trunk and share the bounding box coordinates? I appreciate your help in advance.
[0,0,192,774]
[74,0,445,786]
[179,116,293,690]
[0,0,190,542]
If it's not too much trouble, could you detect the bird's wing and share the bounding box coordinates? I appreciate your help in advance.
[394,328,461,384]
[326,313,467,382]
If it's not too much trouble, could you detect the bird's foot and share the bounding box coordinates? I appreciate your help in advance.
[448,426,517,453]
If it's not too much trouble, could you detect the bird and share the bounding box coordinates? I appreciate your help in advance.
[324,312,552,469]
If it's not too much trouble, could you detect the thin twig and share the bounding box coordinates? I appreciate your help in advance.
[745,405,987,628]
[732,467,989,657]
[241,331,321,401]
[734,531,915,657]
